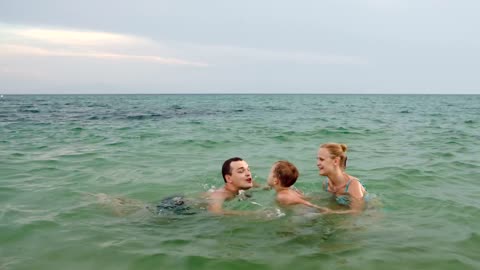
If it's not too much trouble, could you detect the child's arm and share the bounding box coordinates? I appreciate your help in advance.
[298,198,333,213]
[291,186,324,201]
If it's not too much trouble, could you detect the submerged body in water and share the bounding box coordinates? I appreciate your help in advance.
[91,192,209,217]
[148,195,196,215]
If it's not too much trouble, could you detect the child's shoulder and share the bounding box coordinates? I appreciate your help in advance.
[276,190,300,206]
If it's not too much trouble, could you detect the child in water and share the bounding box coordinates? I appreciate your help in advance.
[267,160,332,213]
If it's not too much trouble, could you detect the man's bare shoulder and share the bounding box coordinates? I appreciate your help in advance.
[206,188,232,201]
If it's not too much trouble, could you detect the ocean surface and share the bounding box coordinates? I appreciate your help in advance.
[1,94,479,270]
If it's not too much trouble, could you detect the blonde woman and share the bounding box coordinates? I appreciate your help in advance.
[317,143,367,213]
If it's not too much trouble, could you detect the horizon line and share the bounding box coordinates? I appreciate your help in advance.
[1,92,479,96]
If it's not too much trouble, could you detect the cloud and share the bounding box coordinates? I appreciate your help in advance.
[0,23,366,71]
[0,44,208,67]
[0,23,368,93]
[7,27,141,46]
[0,24,209,67]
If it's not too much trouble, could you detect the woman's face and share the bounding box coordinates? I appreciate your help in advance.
[317,148,338,176]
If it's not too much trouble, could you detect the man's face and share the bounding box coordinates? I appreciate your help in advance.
[226,160,253,190]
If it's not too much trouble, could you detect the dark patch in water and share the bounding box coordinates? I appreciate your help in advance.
[438,152,455,158]
[19,109,40,113]
[105,141,126,146]
[446,141,462,145]
[87,103,109,108]
[126,114,167,120]
[400,110,410,113]
[127,114,149,120]
[127,114,146,120]
[116,126,132,130]
[170,105,184,110]
[266,106,287,111]
[272,135,289,142]
[464,120,474,124]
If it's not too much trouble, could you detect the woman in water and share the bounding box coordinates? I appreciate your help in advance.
[317,143,367,213]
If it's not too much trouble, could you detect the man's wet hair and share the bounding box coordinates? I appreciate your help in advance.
[222,157,244,182]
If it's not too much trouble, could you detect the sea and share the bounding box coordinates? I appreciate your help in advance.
[1,94,479,270]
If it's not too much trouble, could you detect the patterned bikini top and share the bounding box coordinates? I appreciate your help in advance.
[324,177,362,206]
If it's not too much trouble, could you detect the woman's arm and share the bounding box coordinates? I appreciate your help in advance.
[348,180,366,212]
[296,198,333,213]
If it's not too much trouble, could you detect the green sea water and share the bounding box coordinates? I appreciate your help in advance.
[1,94,479,270]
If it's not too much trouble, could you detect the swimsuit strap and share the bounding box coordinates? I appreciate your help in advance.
[325,177,352,193]
[344,178,353,193]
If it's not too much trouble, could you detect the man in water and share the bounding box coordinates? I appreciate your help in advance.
[93,157,256,216]
[206,157,255,215]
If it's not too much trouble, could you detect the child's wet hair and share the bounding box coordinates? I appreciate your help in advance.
[272,160,299,187]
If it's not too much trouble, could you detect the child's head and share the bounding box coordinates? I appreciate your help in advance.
[267,160,299,188]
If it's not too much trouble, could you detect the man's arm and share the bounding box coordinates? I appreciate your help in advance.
[207,193,226,214]
[207,192,257,216]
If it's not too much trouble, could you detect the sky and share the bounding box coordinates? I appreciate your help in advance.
[0,0,479,94]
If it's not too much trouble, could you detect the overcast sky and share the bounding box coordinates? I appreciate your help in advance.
[1,0,479,94]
